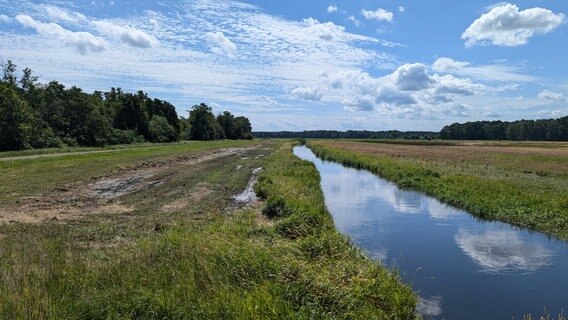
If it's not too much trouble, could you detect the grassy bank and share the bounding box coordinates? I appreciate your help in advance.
[0,140,416,319]
[255,143,417,318]
[309,140,568,240]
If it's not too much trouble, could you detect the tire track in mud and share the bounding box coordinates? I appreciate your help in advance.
[0,146,259,224]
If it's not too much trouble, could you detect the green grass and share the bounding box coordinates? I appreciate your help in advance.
[309,140,568,240]
[0,140,417,319]
[255,143,417,319]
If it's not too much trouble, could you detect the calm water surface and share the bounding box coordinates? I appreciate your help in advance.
[293,146,568,320]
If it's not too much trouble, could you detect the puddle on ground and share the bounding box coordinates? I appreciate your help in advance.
[234,167,262,204]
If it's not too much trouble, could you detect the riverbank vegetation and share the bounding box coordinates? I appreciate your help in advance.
[0,140,416,319]
[255,143,417,319]
[309,140,568,240]
[0,60,252,152]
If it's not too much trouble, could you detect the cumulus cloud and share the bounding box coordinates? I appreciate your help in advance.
[390,63,433,91]
[206,31,237,57]
[323,63,483,117]
[398,6,405,13]
[440,103,470,117]
[291,86,324,101]
[15,15,106,54]
[538,90,567,102]
[302,18,346,41]
[342,95,376,111]
[327,5,337,13]
[361,8,394,22]
[93,20,159,48]
[432,57,470,74]
[0,14,11,23]
[462,3,565,47]
[376,87,417,105]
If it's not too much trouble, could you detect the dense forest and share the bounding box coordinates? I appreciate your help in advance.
[0,60,252,151]
[254,130,439,139]
[440,117,568,141]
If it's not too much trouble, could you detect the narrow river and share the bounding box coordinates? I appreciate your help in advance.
[293,146,568,320]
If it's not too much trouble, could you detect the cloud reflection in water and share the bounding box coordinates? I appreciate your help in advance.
[455,228,553,274]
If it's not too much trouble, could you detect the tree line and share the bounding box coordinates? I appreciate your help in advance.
[440,117,568,141]
[253,130,439,140]
[0,60,252,151]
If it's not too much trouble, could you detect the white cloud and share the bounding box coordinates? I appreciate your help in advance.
[462,3,565,47]
[536,109,564,119]
[93,20,159,48]
[15,14,106,54]
[439,103,470,117]
[398,6,405,13]
[323,63,487,119]
[206,31,237,57]
[342,95,376,111]
[432,57,536,82]
[432,57,470,73]
[390,63,433,91]
[361,8,394,22]
[291,86,324,101]
[0,14,12,23]
[327,5,337,13]
[538,90,567,102]
[348,15,360,27]
[302,18,346,41]
[39,5,87,24]
[433,74,487,96]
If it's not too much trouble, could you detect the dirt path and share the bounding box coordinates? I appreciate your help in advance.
[0,149,127,162]
[0,146,258,224]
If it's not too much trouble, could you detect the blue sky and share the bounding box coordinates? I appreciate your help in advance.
[1,0,566,131]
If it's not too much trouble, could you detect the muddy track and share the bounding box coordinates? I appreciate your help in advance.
[0,146,258,224]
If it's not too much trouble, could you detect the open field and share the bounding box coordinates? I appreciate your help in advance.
[309,140,568,240]
[0,140,416,319]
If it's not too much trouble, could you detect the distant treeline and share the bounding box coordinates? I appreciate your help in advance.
[0,60,252,151]
[253,130,440,139]
[440,117,568,141]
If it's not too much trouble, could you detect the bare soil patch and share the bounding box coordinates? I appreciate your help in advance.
[161,183,213,213]
[0,146,257,224]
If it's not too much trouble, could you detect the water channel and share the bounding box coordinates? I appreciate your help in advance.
[293,145,567,319]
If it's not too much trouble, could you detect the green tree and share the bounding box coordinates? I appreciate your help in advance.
[1,59,17,86]
[113,93,150,139]
[0,83,33,151]
[234,116,253,139]
[216,111,236,139]
[188,103,217,140]
[149,115,177,142]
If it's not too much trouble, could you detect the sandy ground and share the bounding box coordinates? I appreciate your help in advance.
[0,146,257,224]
